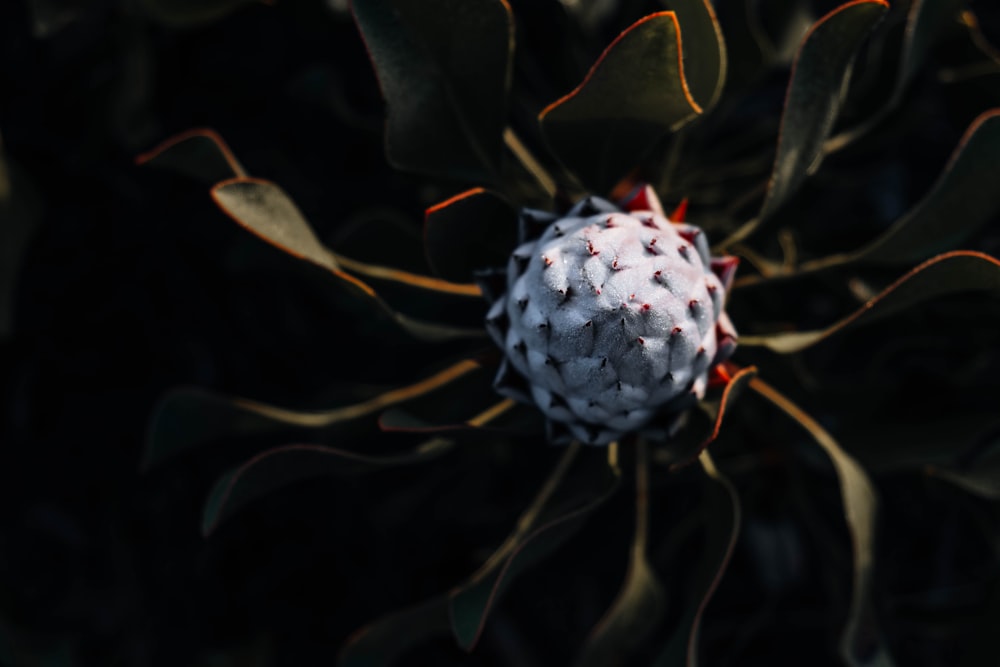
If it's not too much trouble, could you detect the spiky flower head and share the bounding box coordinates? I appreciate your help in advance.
[481,186,738,445]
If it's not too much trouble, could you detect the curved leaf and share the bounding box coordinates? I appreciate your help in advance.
[424,188,518,283]
[338,597,451,667]
[927,424,1000,499]
[834,110,1000,266]
[352,0,514,182]
[750,378,893,666]
[539,12,702,194]
[577,442,664,666]
[143,359,484,469]
[202,439,454,535]
[739,251,1000,353]
[653,451,741,666]
[140,0,259,26]
[136,128,246,183]
[210,178,484,340]
[826,0,965,151]
[661,0,727,110]
[379,398,545,439]
[723,0,889,245]
[449,445,621,650]
[666,365,758,470]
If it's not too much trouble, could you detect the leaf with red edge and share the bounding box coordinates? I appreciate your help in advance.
[839,110,1000,266]
[663,365,758,470]
[539,12,703,195]
[143,359,485,469]
[663,0,728,110]
[352,0,514,183]
[202,439,454,535]
[338,596,451,667]
[740,251,1000,353]
[652,451,741,666]
[210,177,484,340]
[449,445,621,650]
[424,188,518,283]
[724,0,890,245]
[136,128,246,184]
[749,378,893,666]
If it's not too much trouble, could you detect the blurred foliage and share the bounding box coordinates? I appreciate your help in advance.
[2,0,1000,665]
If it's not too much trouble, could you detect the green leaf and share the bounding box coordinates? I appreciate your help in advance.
[723,0,889,245]
[379,399,543,439]
[826,0,965,151]
[653,452,741,666]
[449,445,621,650]
[210,178,484,341]
[136,128,246,184]
[662,0,727,110]
[140,0,258,26]
[739,251,1000,353]
[338,597,451,667]
[539,12,702,194]
[842,110,1000,265]
[577,442,664,667]
[751,378,893,666]
[143,359,485,469]
[424,188,518,283]
[202,439,454,535]
[351,0,513,182]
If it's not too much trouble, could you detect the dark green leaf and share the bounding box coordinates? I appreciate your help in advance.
[539,12,702,194]
[379,400,543,439]
[751,378,893,666]
[424,188,518,283]
[202,439,454,535]
[449,445,621,650]
[724,0,889,245]
[352,0,513,182]
[577,442,664,667]
[662,0,727,109]
[143,359,485,469]
[653,452,740,666]
[740,251,1000,353]
[850,110,1000,265]
[140,0,258,26]
[210,178,484,341]
[338,597,451,667]
[136,128,246,184]
[927,425,1000,499]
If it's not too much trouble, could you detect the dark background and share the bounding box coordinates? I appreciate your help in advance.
[2,0,1000,665]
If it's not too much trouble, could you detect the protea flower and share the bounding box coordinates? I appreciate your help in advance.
[139,0,1000,664]
[483,189,739,445]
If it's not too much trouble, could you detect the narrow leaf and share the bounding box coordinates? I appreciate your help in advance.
[667,365,758,470]
[352,0,514,182]
[449,445,621,650]
[143,359,484,469]
[577,441,664,666]
[0,141,41,338]
[750,378,893,666]
[202,439,454,535]
[424,188,518,283]
[724,0,889,245]
[210,178,484,340]
[539,12,702,194]
[653,451,741,666]
[739,251,1000,353]
[379,398,544,438]
[136,128,246,183]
